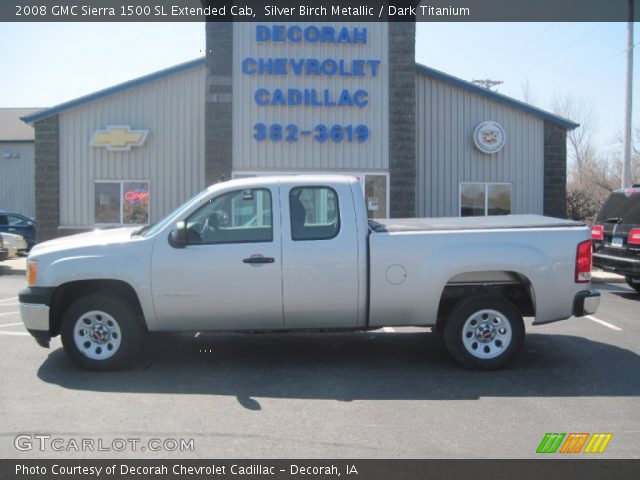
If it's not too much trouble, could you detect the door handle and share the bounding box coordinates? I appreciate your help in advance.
[243,255,275,264]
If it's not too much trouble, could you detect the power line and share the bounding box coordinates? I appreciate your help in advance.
[494,23,584,79]
[500,23,605,81]
[547,40,640,94]
[481,22,558,75]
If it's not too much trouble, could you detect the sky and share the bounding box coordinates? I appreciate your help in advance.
[0,22,637,157]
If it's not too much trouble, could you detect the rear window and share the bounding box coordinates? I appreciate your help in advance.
[596,189,640,225]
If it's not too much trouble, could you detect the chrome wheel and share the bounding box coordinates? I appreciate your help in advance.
[73,310,122,361]
[461,309,512,359]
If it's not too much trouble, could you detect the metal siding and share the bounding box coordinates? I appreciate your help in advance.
[0,142,35,217]
[416,74,544,218]
[232,23,389,172]
[59,66,205,227]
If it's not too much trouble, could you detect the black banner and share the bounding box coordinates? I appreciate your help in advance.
[3,0,640,22]
[3,460,640,480]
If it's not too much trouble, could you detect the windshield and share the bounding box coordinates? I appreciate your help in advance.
[136,187,214,238]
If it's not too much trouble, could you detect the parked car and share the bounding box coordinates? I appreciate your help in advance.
[0,212,36,250]
[0,232,28,258]
[19,176,599,371]
[592,185,640,293]
[0,235,8,262]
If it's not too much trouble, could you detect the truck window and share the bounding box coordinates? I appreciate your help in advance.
[290,187,340,241]
[186,188,273,244]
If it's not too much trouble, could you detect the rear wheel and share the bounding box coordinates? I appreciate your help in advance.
[625,277,640,294]
[444,294,525,370]
[60,292,144,370]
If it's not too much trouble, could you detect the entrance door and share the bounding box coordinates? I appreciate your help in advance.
[151,186,283,331]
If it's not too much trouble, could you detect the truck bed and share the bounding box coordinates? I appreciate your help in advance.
[369,214,584,233]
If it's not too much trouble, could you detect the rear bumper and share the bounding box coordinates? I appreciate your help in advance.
[19,287,55,348]
[573,289,601,317]
[593,252,640,277]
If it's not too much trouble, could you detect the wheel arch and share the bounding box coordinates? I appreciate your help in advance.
[435,270,536,330]
[50,279,145,337]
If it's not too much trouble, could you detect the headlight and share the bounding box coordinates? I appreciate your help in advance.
[27,260,38,286]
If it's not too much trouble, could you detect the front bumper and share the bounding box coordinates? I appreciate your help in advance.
[19,287,55,348]
[573,289,601,317]
[19,304,50,347]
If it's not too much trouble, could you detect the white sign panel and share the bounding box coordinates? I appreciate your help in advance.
[232,22,389,172]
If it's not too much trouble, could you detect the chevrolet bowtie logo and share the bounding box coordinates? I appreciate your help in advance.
[90,125,148,152]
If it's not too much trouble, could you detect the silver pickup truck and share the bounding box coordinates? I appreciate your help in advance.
[20,175,600,370]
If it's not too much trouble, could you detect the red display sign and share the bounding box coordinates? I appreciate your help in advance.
[124,190,149,203]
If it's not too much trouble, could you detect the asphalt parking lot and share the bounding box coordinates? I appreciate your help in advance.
[1,257,639,459]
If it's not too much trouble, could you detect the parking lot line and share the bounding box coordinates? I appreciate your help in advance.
[0,297,18,303]
[0,322,23,328]
[0,311,19,317]
[586,315,623,331]
[0,331,29,336]
[0,303,19,307]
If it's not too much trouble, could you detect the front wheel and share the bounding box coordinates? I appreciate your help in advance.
[625,277,640,294]
[60,293,144,370]
[444,294,525,370]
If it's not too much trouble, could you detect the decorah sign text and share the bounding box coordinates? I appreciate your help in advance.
[242,24,380,144]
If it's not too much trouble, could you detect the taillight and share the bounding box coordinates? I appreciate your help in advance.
[591,225,604,241]
[576,240,592,283]
[629,228,640,245]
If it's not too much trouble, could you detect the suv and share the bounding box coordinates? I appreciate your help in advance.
[0,212,36,250]
[592,185,640,293]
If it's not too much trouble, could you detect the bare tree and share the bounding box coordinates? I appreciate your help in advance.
[520,79,538,105]
[551,95,621,222]
[551,95,598,184]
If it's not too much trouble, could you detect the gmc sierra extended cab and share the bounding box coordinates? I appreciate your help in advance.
[20,176,600,370]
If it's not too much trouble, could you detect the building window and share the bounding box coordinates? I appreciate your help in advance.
[94,181,150,225]
[460,183,511,217]
[290,187,340,241]
[364,174,388,219]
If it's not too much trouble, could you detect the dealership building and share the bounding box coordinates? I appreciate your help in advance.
[22,22,577,242]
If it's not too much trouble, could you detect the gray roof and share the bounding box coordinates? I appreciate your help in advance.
[0,108,42,141]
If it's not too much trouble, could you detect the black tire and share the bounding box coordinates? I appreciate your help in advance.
[625,277,640,294]
[60,292,144,370]
[443,294,525,370]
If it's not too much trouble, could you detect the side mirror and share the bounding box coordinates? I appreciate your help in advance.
[27,221,34,227]
[169,221,187,248]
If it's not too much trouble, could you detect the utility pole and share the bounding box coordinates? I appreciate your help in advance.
[471,79,503,91]
[622,0,635,188]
